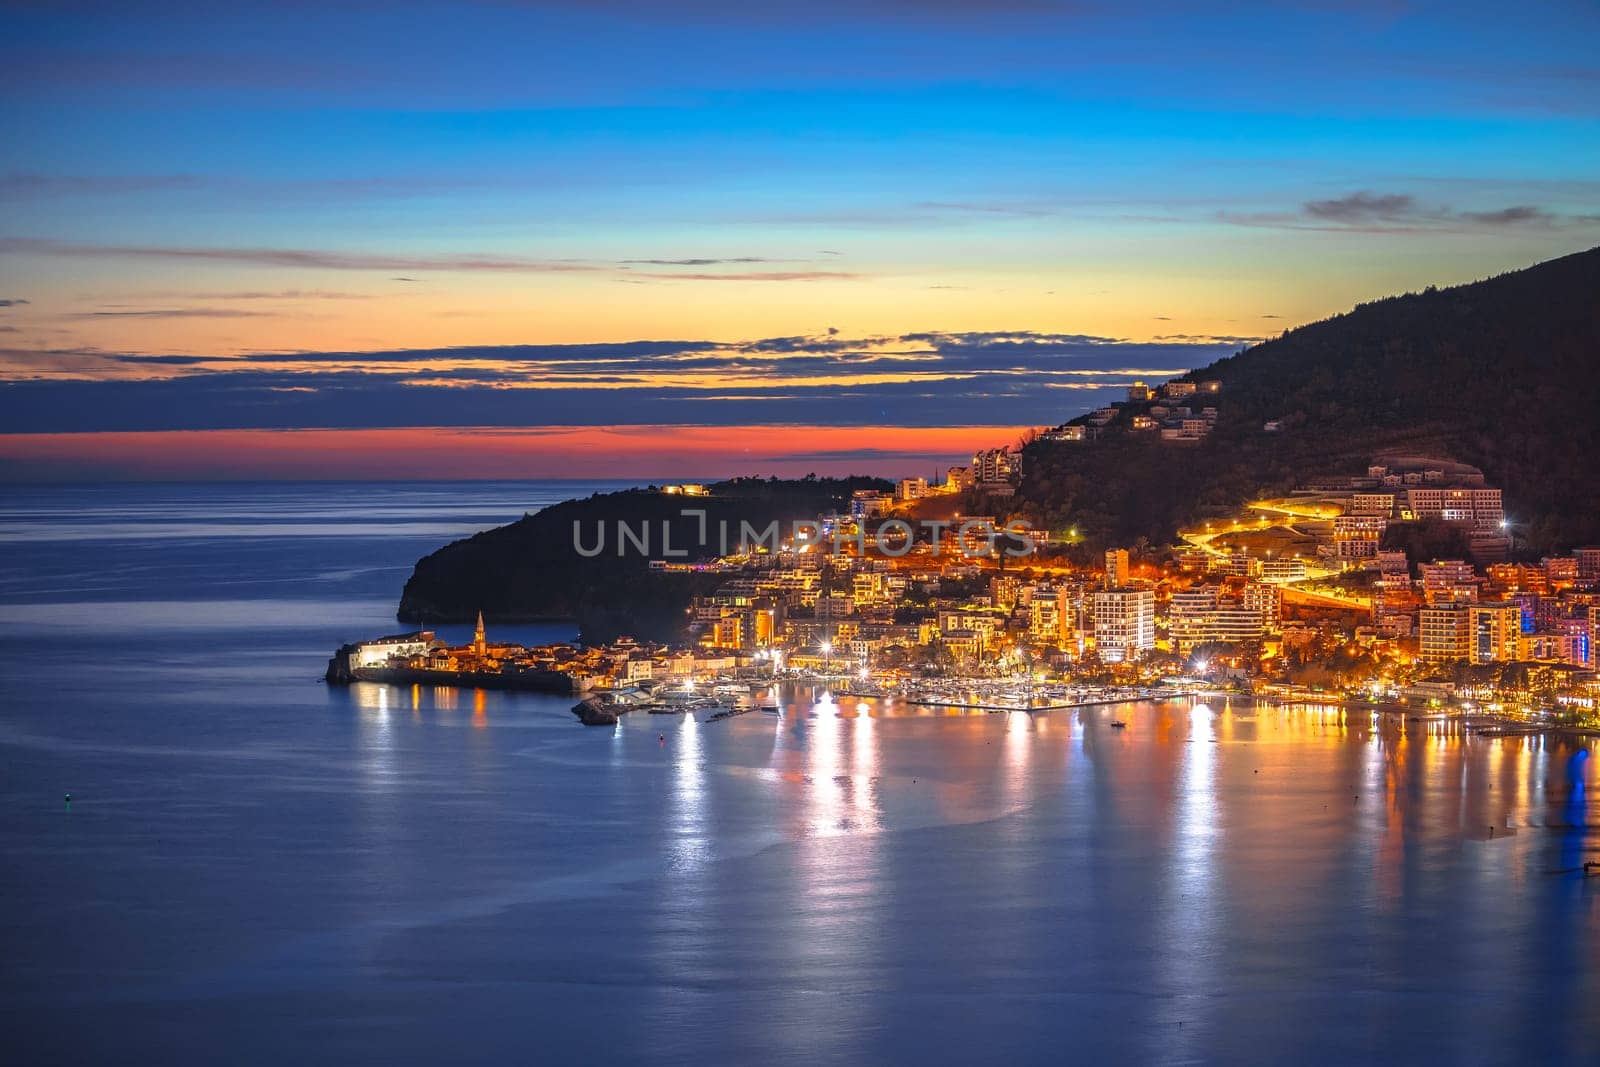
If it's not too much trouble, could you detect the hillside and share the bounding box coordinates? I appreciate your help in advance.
[1018,245,1600,554]
[397,476,890,641]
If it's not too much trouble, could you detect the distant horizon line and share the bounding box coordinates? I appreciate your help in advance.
[0,423,1027,484]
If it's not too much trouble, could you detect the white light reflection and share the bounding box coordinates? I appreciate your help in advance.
[1154,700,1220,1049]
[766,689,883,1061]
[352,682,402,914]
[669,710,709,873]
[850,700,882,836]
[1003,708,1034,815]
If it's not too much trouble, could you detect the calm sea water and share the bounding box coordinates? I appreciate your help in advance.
[2,482,1598,1065]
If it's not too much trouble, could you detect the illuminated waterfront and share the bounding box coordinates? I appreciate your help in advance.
[3,484,1599,1064]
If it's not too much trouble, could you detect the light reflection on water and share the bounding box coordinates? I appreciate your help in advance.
[11,668,1600,1063]
[5,482,1600,1063]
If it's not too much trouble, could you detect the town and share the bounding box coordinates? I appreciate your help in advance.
[330,373,1600,733]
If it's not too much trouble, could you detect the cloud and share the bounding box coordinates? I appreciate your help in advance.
[0,238,603,274]
[619,257,788,266]
[168,289,375,301]
[1223,190,1600,233]
[66,308,276,319]
[1303,191,1416,222]
[630,270,864,282]
[1457,205,1554,226]
[0,299,29,307]
[0,328,1240,433]
[1152,333,1263,345]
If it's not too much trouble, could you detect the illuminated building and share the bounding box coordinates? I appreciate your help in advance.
[971,448,1020,487]
[1517,631,1589,667]
[945,465,974,491]
[1243,581,1281,628]
[1093,587,1155,663]
[850,490,892,519]
[894,477,927,503]
[1578,547,1600,583]
[1349,493,1394,515]
[1418,605,1470,665]
[1104,548,1130,590]
[1419,559,1479,604]
[1028,586,1073,649]
[1467,602,1521,664]
[1542,555,1578,590]
[1260,557,1308,584]
[1333,514,1386,559]
[1167,584,1272,654]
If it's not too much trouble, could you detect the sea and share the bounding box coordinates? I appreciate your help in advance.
[1,481,1597,1065]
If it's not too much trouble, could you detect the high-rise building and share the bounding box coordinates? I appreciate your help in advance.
[1467,602,1521,664]
[1167,587,1217,655]
[1093,588,1155,663]
[1104,548,1130,590]
[1242,582,1281,629]
[1418,605,1470,666]
[1028,586,1073,649]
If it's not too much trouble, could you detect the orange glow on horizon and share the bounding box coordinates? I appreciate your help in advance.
[0,424,1035,481]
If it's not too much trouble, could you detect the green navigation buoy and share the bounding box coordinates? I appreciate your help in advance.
[64,793,72,809]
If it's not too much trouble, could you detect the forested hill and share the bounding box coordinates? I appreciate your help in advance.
[397,476,890,641]
[1018,245,1600,554]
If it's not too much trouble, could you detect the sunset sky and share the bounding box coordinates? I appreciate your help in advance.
[2,0,1597,479]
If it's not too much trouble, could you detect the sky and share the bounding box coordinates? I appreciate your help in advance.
[1,0,1597,479]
